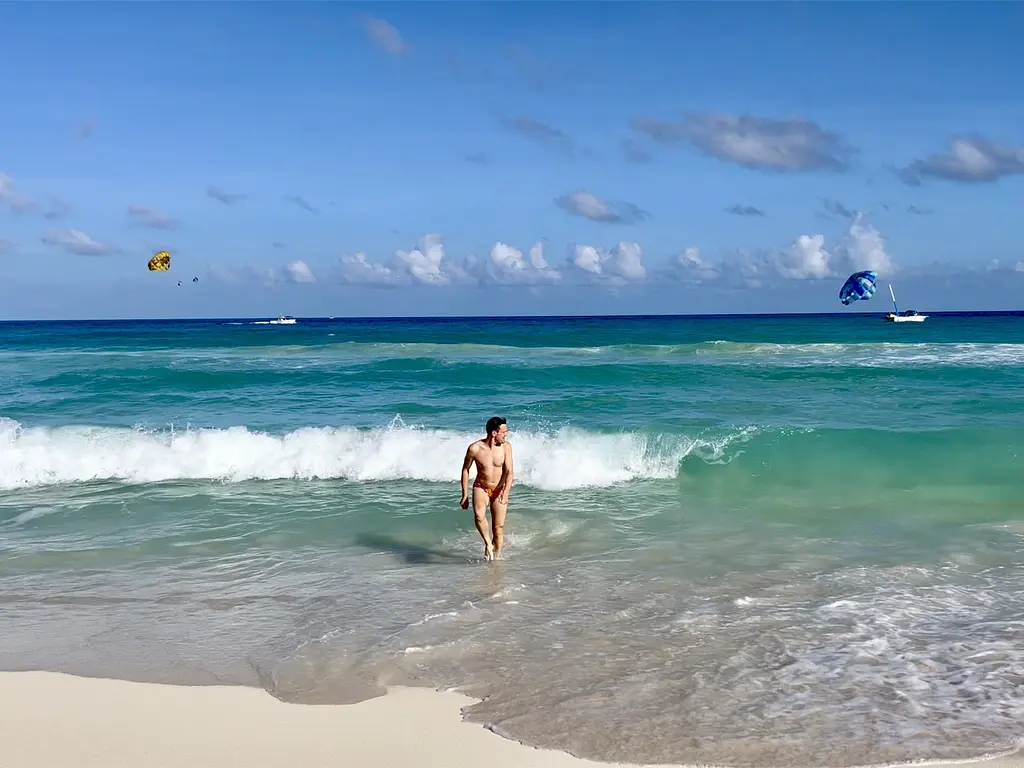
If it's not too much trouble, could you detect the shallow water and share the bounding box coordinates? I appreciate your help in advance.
[1,314,1023,766]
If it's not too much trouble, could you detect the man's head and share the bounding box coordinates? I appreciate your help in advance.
[485,416,508,444]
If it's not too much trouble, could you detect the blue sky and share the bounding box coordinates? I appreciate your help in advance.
[2,1,1023,319]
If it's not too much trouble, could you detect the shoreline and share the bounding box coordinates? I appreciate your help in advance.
[1,671,1019,768]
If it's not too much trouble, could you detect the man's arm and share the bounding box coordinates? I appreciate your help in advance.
[499,442,514,501]
[460,444,475,507]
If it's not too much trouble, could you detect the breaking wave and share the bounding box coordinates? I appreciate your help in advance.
[0,417,752,491]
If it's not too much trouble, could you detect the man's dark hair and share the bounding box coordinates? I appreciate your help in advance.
[486,416,506,435]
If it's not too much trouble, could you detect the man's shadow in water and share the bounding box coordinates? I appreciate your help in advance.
[354,532,472,565]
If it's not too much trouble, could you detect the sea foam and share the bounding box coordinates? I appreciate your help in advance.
[0,417,751,491]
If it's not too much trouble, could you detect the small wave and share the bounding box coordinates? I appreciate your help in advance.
[0,417,749,491]
[690,341,1024,367]
[6,340,1023,371]
[271,340,1024,368]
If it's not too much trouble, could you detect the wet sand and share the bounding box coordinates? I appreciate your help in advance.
[2,671,1020,768]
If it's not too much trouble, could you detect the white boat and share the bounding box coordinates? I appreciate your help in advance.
[267,315,297,325]
[884,284,926,323]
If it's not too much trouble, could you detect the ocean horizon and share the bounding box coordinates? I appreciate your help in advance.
[4,309,1024,324]
[2,312,1022,767]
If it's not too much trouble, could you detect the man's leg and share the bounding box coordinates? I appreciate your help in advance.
[472,487,494,561]
[490,496,507,559]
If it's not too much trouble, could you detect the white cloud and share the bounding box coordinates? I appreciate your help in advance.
[394,234,449,285]
[497,113,575,155]
[572,244,601,274]
[671,247,720,283]
[339,252,404,286]
[251,266,277,286]
[836,213,893,275]
[127,205,177,230]
[362,16,408,56]
[44,198,72,220]
[569,241,647,283]
[739,255,765,288]
[662,212,895,289]
[769,213,892,281]
[776,234,831,279]
[487,241,561,284]
[207,185,246,205]
[207,264,278,287]
[286,195,318,214]
[0,175,67,218]
[41,229,114,256]
[980,259,1024,276]
[337,234,646,288]
[340,234,458,286]
[897,136,1024,185]
[202,218,899,294]
[285,260,315,283]
[209,259,320,287]
[621,138,653,164]
[556,190,647,224]
[630,112,852,173]
[0,172,37,214]
[609,242,646,281]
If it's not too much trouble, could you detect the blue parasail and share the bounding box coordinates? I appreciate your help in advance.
[839,270,878,305]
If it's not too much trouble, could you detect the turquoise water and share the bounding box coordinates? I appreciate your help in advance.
[1,314,1023,767]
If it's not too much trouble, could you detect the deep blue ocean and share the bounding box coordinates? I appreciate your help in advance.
[1,313,1022,767]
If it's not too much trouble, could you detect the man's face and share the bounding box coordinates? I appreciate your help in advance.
[492,424,508,444]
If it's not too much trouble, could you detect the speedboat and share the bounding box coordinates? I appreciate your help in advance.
[268,315,297,325]
[885,309,926,323]
[883,285,927,323]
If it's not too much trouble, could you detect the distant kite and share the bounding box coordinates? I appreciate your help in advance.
[148,250,171,272]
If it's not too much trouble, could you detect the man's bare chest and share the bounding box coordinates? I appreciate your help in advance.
[478,447,505,469]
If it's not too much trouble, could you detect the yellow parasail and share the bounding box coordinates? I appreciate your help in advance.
[148,250,171,271]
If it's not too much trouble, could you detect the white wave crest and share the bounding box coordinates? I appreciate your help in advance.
[695,341,1024,367]
[0,417,751,491]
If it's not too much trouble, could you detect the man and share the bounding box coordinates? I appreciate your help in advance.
[460,416,514,562]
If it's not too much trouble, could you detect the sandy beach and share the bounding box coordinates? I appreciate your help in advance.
[0,671,1019,768]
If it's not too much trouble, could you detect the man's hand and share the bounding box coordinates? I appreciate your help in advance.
[460,444,474,511]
